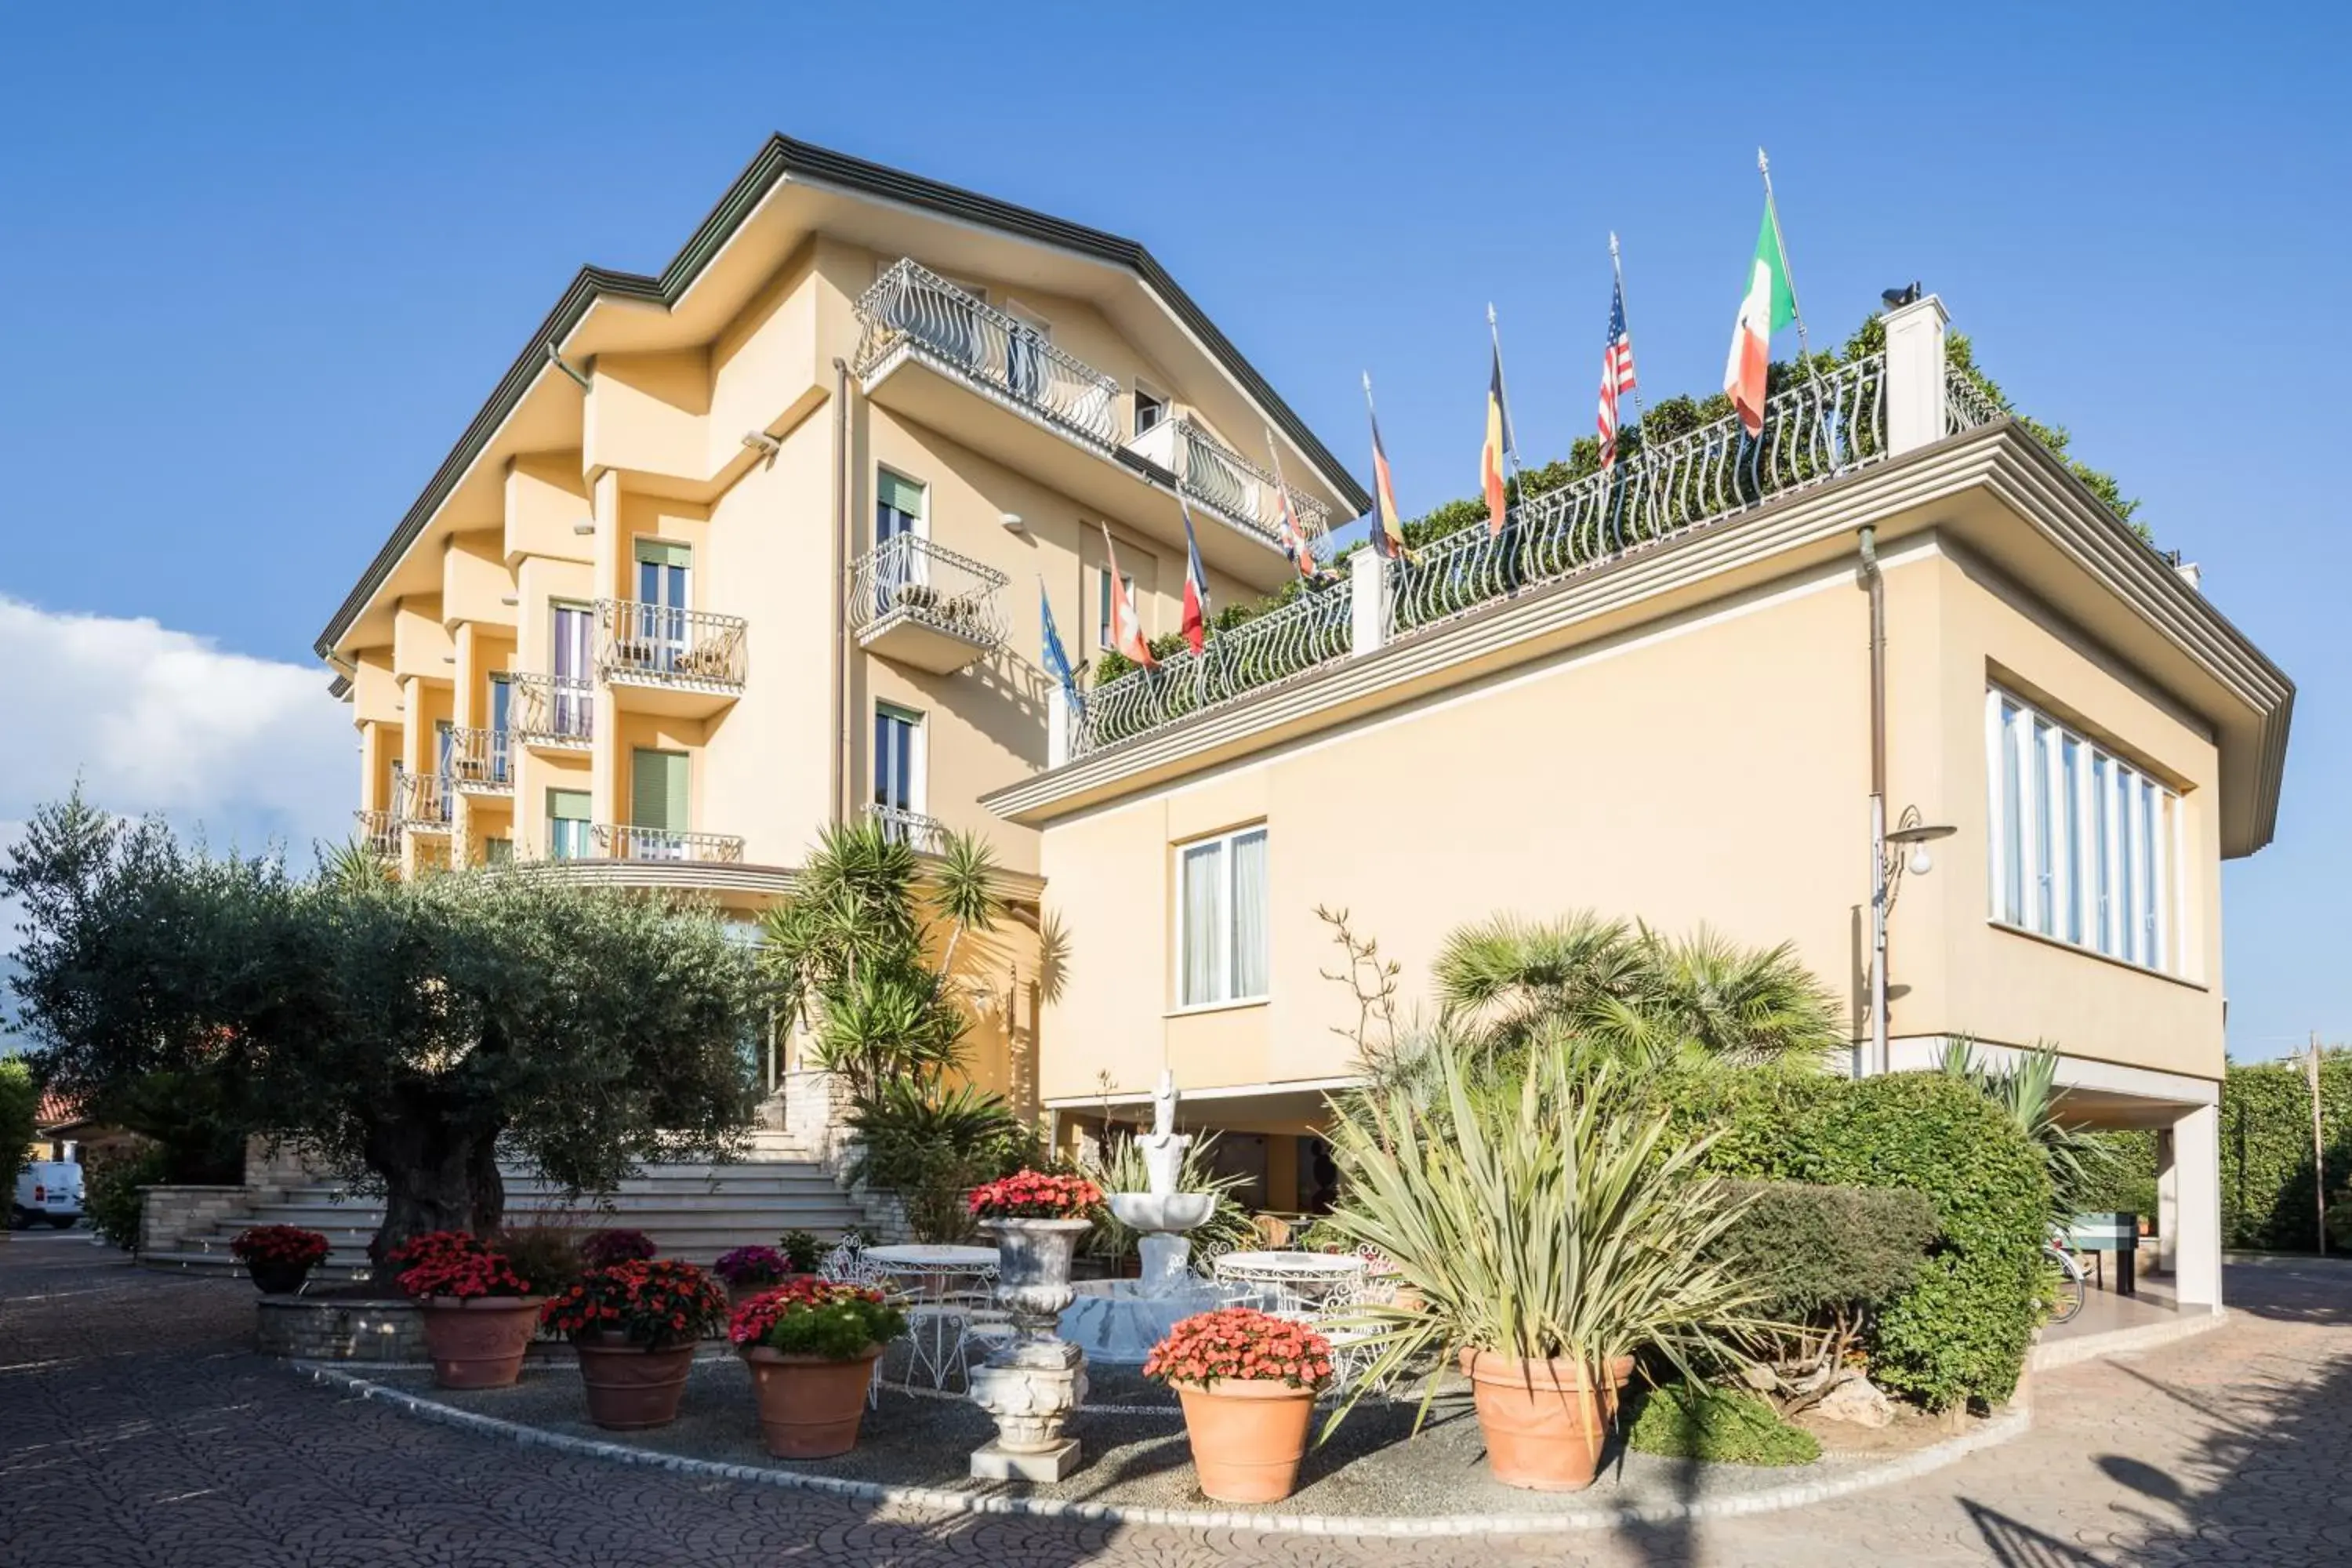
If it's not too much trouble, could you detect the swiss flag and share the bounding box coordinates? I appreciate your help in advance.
[1179,495,1210,655]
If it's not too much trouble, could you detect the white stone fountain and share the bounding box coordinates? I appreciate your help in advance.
[1057,1070,1229,1363]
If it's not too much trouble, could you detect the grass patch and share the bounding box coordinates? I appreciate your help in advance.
[1624,1382,1821,1467]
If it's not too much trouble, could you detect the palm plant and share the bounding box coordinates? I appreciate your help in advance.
[1940,1039,2118,1222]
[1595,926,1843,1069]
[1320,1044,1763,1428]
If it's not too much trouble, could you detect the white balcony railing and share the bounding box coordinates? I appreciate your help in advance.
[447,727,511,790]
[396,771,453,830]
[353,809,401,860]
[1126,416,1331,546]
[854,259,1120,446]
[511,673,593,746]
[847,535,1009,651]
[1075,580,1355,758]
[866,803,943,851]
[596,601,747,688]
[588,826,746,864]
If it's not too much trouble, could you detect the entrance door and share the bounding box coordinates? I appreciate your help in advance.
[552,603,593,739]
[487,676,512,783]
[633,540,691,673]
[874,470,927,614]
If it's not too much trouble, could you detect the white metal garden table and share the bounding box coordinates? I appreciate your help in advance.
[1210,1249,1367,1312]
[860,1243,1004,1390]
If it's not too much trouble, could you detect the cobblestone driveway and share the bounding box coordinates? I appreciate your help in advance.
[4,1235,2347,1566]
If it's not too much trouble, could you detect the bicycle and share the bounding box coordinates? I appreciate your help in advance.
[2038,1232,2088,1325]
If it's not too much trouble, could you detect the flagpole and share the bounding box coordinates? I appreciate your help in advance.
[1262,423,1313,578]
[1757,147,1816,371]
[1606,234,1650,434]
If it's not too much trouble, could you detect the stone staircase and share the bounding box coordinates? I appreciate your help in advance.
[142,1134,873,1283]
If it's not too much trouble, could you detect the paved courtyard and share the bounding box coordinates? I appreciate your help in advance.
[3,1233,2347,1566]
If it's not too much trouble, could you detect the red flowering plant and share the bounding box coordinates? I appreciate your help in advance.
[229,1225,331,1270]
[711,1245,788,1288]
[579,1229,658,1268]
[967,1170,1104,1221]
[388,1230,535,1301]
[727,1277,907,1360]
[1143,1307,1334,1391]
[539,1259,728,1349]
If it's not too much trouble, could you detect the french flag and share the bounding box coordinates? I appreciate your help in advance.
[1179,493,1211,655]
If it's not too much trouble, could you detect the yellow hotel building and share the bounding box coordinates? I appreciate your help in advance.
[319,136,2292,1312]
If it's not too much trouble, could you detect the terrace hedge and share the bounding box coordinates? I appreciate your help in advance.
[2221,1051,2352,1252]
[1657,1069,2049,1411]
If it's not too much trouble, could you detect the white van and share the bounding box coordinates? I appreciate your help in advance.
[12,1160,83,1229]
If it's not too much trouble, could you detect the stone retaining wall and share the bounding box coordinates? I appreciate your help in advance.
[256,1295,428,1362]
[138,1185,254,1255]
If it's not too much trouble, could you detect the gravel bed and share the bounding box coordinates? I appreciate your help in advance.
[357,1345,1878,1520]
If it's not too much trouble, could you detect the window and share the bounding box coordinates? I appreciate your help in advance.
[486,675,512,784]
[550,601,594,739]
[1176,826,1269,1008]
[548,789,590,861]
[1134,382,1166,437]
[873,470,927,615]
[1985,688,2182,975]
[631,539,691,672]
[631,748,690,858]
[483,837,514,868]
[1097,566,1136,651]
[874,704,924,815]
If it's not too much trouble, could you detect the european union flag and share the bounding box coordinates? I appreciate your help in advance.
[1040,581,1081,710]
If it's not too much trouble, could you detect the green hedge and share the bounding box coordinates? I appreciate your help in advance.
[0,1059,37,1193]
[1660,1069,2050,1411]
[2222,1052,2352,1252]
[1709,1180,1940,1323]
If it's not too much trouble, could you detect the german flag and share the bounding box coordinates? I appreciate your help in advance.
[1482,338,1512,537]
[1365,379,1414,563]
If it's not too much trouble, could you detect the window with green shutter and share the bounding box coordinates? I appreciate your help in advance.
[547,789,591,861]
[630,749,690,833]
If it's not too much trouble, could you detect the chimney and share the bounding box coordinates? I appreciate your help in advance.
[1882,294,1951,456]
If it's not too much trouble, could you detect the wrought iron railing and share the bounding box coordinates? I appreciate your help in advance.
[854,259,1121,447]
[1074,581,1354,758]
[396,771,453,829]
[511,673,593,746]
[866,803,944,851]
[1944,364,2005,434]
[588,826,746,864]
[1127,417,1332,546]
[1387,354,1893,639]
[596,600,747,688]
[353,809,401,859]
[847,535,1010,649]
[447,726,511,789]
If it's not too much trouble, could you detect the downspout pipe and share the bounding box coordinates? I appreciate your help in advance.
[829,357,849,827]
[1860,524,1888,1078]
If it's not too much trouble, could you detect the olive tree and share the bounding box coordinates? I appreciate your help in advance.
[3,795,759,1264]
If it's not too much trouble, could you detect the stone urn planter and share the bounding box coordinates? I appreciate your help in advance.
[1458,1350,1636,1492]
[741,1345,886,1457]
[964,1172,1104,1481]
[418,1297,546,1389]
[573,1334,699,1430]
[1146,1306,1333,1504]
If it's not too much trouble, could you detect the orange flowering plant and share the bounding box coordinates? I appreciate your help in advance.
[540,1259,730,1349]
[1143,1307,1334,1391]
[966,1170,1102,1220]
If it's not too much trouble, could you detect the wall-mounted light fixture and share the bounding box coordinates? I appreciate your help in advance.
[1884,807,1957,912]
[1000,512,1026,535]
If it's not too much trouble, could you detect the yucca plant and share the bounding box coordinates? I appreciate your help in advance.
[1078,1130,1257,1267]
[1319,1040,1765,1433]
[1940,1038,2120,1223]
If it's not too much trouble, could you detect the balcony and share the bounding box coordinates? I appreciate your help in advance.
[353,809,400,861]
[855,259,1120,447]
[866,803,944,852]
[396,772,453,833]
[448,727,512,793]
[586,826,746,864]
[511,673,593,750]
[595,600,746,719]
[1125,416,1330,549]
[847,535,1009,673]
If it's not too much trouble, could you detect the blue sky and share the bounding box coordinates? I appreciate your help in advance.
[0,2,2341,1058]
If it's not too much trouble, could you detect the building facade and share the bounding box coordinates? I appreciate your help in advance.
[322,140,2292,1312]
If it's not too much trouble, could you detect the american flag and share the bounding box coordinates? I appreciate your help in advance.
[1596,276,1638,470]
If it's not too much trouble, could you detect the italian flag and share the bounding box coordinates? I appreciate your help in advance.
[1723,201,1795,436]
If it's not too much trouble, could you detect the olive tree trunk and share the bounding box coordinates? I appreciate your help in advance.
[365,1112,508,1272]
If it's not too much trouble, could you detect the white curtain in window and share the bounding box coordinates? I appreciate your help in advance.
[1229,829,1269,1000]
[1181,842,1224,1007]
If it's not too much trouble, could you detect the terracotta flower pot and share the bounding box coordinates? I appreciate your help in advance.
[1457,1350,1635,1492]
[574,1333,699,1429]
[418,1296,545,1389]
[248,1259,315,1296]
[741,1344,883,1458]
[1172,1378,1319,1503]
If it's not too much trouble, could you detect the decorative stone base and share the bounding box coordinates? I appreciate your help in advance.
[256,1296,427,1362]
[970,1437,1082,1483]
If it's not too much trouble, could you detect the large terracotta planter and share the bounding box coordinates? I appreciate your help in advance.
[1172,1378,1319,1503]
[573,1333,698,1430]
[741,1344,883,1458]
[417,1296,544,1389]
[1458,1350,1635,1492]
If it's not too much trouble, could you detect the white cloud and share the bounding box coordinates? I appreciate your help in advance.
[0,596,352,859]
